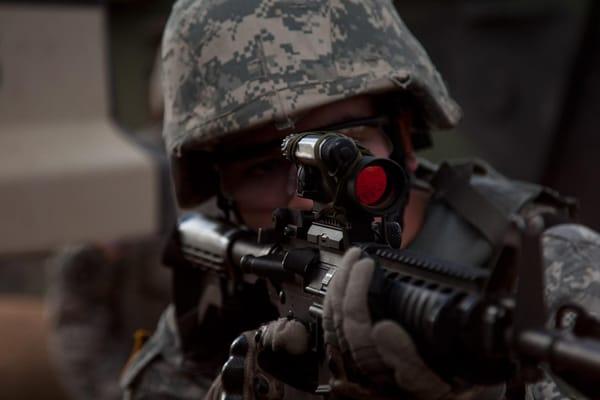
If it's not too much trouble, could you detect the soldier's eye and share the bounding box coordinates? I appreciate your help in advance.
[336,126,393,157]
[247,159,287,177]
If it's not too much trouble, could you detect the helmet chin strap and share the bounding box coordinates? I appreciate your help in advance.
[216,183,247,226]
[386,118,407,169]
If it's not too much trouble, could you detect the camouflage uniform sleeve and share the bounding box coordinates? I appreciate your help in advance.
[47,240,171,400]
[526,224,600,400]
[47,244,123,400]
[121,305,213,400]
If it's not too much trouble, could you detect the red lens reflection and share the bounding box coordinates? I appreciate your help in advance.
[355,165,387,206]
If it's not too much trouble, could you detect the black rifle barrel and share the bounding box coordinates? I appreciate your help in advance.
[517,330,600,378]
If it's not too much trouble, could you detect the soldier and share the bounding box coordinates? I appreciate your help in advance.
[121,1,600,399]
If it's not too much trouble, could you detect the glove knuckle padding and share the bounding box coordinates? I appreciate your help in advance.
[322,296,338,347]
[342,258,375,319]
[222,333,255,399]
[342,258,393,384]
[328,247,362,353]
[223,326,293,400]
[340,247,363,266]
[267,319,309,355]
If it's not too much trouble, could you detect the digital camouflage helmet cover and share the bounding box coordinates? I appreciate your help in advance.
[162,0,461,207]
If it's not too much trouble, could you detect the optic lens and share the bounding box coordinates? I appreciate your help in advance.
[355,165,387,206]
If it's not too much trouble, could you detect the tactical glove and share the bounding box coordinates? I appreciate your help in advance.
[323,247,485,400]
[207,318,310,400]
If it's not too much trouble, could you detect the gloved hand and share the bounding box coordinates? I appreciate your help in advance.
[205,318,310,400]
[323,247,476,400]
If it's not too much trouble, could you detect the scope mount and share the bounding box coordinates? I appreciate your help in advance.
[277,132,410,249]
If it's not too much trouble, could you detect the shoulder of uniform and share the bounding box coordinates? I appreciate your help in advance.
[120,304,213,398]
[541,223,600,313]
[120,305,182,389]
[543,224,600,246]
[542,223,600,272]
[417,157,576,218]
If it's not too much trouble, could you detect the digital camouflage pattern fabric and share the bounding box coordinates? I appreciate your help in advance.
[527,224,600,400]
[121,306,213,400]
[541,224,600,315]
[161,0,461,155]
[47,241,170,400]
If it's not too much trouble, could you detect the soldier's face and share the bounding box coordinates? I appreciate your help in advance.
[219,96,397,229]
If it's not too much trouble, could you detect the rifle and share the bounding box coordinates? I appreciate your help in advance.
[165,132,600,398]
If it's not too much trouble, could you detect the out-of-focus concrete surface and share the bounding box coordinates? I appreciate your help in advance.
[0,296,69,400]
[0,4,158,254]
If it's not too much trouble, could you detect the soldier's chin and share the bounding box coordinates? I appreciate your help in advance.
[242,201,313,230]
[287,196,313,212]
[242,212,276,230]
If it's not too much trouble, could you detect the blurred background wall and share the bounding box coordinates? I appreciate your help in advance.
[0,0,599,399]
[0,1,172,399]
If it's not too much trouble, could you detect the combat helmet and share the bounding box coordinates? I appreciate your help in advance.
[162,0,462,207]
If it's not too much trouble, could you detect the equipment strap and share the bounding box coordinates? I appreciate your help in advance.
[172,264,204,354]
[162,225,204,355]
[431,162,511,246]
